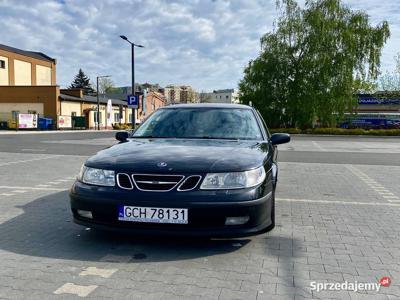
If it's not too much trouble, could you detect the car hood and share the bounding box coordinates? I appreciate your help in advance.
[85,138,270,173]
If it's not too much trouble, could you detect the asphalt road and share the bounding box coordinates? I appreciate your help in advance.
[0,132,399,299]
[0,131,115,156]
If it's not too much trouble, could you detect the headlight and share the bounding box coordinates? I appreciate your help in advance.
[200,166,266,190]
[78,165,115,186]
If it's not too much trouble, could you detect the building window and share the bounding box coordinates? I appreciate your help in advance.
[226,95,229,99]
[114,112,120,122]
[71,112,77,117]
[94,111,102,123]
[0,60,5,69]
[129,113,132,123]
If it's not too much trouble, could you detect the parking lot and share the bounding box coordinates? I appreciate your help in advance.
[0,132,399,299]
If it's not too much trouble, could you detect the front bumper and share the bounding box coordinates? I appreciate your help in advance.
[69,181,273,237]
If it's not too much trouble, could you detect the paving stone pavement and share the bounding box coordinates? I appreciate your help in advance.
[0,136,399,299]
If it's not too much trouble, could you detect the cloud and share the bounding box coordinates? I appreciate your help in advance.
[0,0,399,90]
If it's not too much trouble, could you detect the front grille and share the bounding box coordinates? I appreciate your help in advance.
[177,175,202,191]
[116,173,133,190]
[132,174,184,192]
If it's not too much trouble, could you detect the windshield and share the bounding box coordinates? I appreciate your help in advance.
[133,108,263,140]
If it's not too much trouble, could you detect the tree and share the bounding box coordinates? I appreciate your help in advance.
[97,77,115,95]
[199,92,212,103]
[379,73,400,92]
[378,53,400,92]
[69,69,95,95]
[239,0,390,128]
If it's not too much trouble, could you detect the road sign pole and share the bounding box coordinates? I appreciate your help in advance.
[97,77,100,130]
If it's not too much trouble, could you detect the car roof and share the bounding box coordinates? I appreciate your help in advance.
[162,103,253,109]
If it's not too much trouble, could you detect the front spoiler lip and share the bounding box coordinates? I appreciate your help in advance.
[72,215,272,238]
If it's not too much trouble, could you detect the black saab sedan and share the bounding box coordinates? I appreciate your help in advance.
[70,104,290,237]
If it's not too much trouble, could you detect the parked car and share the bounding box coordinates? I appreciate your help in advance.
[70,104,290,237]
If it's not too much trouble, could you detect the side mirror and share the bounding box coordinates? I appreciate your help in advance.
[115,131,129,142]
[270,133,290,145]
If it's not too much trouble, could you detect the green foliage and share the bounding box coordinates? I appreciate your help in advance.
[112,123,132,130]
[239,0,390,128]
[98,77,115,94]
[379,72,400,92]
[269,128,302,134]
[200,92,212,103]
[69,69,95,95]
[378,52,400,92]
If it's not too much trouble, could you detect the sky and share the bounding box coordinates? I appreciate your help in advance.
[1,0,399,91]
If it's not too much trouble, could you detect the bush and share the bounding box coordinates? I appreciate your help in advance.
[307,128,365,135]
[112,123,132,130]
[366,129,400,136]
[269,128,302,134]
[269,128,400,136]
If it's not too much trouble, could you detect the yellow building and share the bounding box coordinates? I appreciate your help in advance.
[59,89,130,129]
[0,43,56,86]
[0,44,59,124]
[0,44,137,129]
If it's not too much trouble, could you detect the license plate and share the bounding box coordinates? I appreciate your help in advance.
[118,206,188,224]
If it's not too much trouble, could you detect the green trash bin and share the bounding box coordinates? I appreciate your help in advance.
[72,116,86,129]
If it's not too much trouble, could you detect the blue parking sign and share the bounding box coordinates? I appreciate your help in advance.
[127,94,139,108]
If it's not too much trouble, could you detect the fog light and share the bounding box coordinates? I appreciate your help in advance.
[225,216,249,225]
[77,210,93,219]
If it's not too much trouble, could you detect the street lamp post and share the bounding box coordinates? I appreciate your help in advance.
[120,35,144,129]
[96,75,111,130]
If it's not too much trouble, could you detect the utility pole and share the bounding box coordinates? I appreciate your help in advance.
[120,35,144,129]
